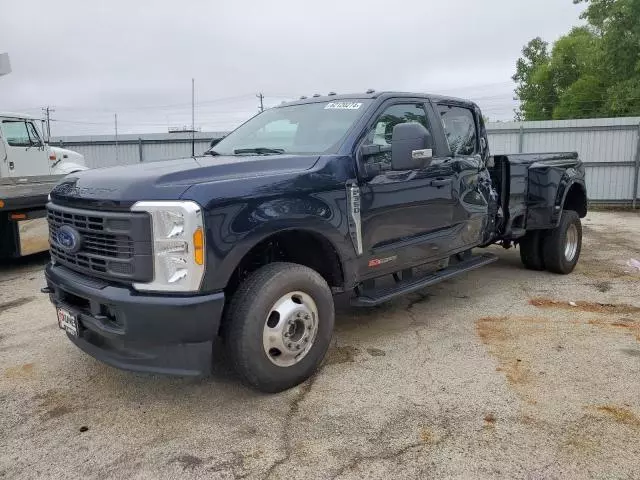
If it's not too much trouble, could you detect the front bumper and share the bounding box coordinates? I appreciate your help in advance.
[44,263,225,376]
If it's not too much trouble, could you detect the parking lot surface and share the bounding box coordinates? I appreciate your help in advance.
[1,211,639,480]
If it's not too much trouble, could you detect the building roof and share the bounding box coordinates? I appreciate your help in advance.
[51,130,228,144]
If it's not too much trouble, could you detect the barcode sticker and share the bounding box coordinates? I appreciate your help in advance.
[325,102,363,110]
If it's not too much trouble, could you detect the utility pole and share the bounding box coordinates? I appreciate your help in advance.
[257,92,264,113]
[42,106,55,141]
[191,78,195,157]
[0,52,10,76]
[114,113,119,163]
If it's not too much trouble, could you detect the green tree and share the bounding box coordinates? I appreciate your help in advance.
[512,38,555,120]
[575,0,640,81]
[514,0,640,120]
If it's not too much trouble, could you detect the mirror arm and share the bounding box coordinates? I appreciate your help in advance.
[361,144,391,157]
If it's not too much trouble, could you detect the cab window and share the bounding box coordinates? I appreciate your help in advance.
[364,103,430,169]
[437,105,478,156]
[1,121,31,147]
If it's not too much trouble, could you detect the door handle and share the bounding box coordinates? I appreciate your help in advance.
[9,161,14,170]
[430,178,452,187]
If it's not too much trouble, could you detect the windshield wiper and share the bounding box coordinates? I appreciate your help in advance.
[234,147,285,155]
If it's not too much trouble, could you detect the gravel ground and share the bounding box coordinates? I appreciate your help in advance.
[1,211,639,480]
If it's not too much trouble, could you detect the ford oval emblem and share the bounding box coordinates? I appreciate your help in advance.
[56,225,82,253]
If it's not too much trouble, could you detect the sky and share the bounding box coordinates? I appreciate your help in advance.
[0,0,585,137]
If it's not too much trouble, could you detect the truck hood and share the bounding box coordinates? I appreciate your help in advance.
[50,154,320,208]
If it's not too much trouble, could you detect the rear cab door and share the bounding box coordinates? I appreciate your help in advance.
[355,97,459,279]
[433,101,492,248]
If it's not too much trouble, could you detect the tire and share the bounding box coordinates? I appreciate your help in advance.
[519,230,546,271]
[223,262,335,393]
[542,210,582,274]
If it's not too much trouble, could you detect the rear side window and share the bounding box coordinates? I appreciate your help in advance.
[437,105,477,156]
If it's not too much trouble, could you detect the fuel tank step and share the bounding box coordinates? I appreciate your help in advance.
[351,253,499,307]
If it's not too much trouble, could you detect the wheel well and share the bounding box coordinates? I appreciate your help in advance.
[563,183,587,218]
[226,230,345,298]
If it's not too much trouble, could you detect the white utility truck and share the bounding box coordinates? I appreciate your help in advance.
[0,111,87,258]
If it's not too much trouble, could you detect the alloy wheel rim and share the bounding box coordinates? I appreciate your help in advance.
[564,223,578,262]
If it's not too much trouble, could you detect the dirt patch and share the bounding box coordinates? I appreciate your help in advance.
[476,317,539,388]
[4,363,35,379]
[0,297,35,313]
[529,297,640,315]
[586,318,640,342]
[483,413,497,430]
[366,347,386,357]
[592,281,612,293]
[170,454,204,470]
[324,345,359,366]
[592,406,640,427]
[35,389,77,420]
[419,427,434,443]
[45,405,73,419]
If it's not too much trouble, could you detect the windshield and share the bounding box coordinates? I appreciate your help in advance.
[211,100,372,156]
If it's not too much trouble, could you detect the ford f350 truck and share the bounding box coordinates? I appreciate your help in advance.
[43,92,587,392]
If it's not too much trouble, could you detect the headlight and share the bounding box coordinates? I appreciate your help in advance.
[131,200,205,292]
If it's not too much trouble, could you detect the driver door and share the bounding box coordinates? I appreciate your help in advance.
[0,120,49,177]
[357,101,458,279]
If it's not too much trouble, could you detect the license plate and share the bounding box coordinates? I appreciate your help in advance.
[56,307,79,337]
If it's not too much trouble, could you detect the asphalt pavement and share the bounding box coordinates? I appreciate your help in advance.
[1,211,639,479]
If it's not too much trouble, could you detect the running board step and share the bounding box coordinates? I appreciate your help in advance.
[351,253,499,307]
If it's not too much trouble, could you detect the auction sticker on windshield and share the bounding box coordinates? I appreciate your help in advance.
[325,102,362,110]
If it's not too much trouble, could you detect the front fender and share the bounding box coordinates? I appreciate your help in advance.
[199,192,357,292]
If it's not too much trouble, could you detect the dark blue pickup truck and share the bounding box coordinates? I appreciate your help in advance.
[43,91,587,392]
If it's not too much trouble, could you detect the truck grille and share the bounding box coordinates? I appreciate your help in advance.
[47,203,153,283]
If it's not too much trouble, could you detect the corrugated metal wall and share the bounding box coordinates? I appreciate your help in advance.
[54,117,640,205]
[54,137,215,169]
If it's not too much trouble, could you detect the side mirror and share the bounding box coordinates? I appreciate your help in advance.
[391,123,433,170]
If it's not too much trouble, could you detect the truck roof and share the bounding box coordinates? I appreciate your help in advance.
[277,91,477,109]
[0,112,38,120]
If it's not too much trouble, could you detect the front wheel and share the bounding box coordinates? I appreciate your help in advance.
[223,262,335,393]
[542,210,582,274]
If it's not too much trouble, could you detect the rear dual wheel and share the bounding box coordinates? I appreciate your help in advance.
[519,210,582,274]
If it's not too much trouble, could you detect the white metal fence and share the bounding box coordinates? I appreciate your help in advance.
[53,116,640,206]
[52,132,223,169]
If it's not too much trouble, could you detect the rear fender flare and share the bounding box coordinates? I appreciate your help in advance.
[556,177,587,223]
